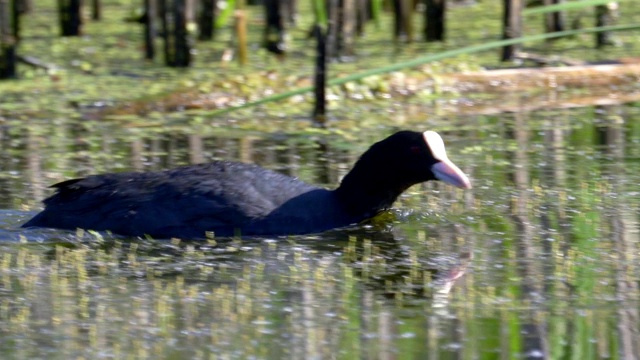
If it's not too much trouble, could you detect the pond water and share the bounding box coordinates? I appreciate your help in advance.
[0,103,639,359]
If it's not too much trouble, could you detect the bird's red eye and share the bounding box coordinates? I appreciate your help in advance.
[410,146,422,154]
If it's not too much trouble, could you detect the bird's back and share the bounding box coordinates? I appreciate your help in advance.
[23,161,325,238]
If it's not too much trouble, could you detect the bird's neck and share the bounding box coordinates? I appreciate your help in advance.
[333,166,412,218]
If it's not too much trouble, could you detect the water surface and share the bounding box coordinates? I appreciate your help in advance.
[0,104,639,359]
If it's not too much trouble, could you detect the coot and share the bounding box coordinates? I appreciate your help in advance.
[22,131,471,238]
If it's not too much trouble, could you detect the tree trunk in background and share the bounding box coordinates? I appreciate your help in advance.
[160,0,170,63]
[392,0,412,42]
[11,0,20,40]
[324,0,360,60]
[326,0,339,59]
[354,0,367,36]
[91,0,101,20]
[173,0,190,66]
[595,4,615,48]
[160,0,191,67]
[17,0,30,13]
[501,0,522,61]
[144,0,156,59]
[341,0,355,57]
[264,0,286,55]
[282,0,296,25]
[58,0,82,36]
[402,0,412,41]
[0,0,17,78]
[542,0,563,33]
[235,9,248,65]
[424,0,445,42]
[312,24,326,126]
[198,0,215,40]
[185,0,195,24]
[392,0,402,41]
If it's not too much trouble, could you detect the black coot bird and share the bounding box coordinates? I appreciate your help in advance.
[22,131,471,238]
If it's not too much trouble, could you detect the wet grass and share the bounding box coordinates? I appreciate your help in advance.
[2,0,640,124]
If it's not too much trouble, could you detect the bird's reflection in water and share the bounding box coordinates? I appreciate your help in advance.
[38,217,472,312]
[304,223,472,303]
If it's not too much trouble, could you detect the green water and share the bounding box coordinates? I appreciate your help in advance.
[0,104,638,359]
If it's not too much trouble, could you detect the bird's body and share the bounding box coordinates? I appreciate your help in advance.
[23,131,471,238]
[25,162,356,237]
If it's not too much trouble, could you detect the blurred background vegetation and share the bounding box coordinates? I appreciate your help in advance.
[0,0,638,121]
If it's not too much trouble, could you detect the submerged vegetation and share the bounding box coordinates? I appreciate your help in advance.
[0,95,638,355]
[1,107,639,357]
